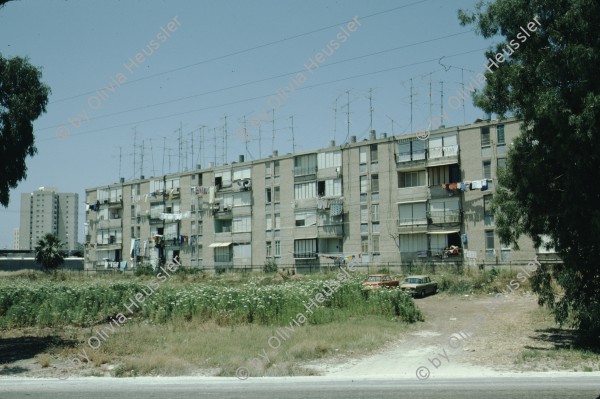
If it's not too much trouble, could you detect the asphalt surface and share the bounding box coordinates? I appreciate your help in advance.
[1,376,599,399]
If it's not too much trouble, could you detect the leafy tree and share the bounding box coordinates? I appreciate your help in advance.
[0,55,51,206]
[34,233,65,273]
[459,0,600,339]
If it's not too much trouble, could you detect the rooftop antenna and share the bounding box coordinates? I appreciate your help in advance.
[140,139,144,178]
[346,90,350,142]
[132,127,137,179]
[243,116,249,160]
[369,88,374,132]
[440,81,445,125]
[162,136,166,175]
[271,109,275,154]
[290,115,295,153]
[150,139,156,176]
[223,115,228,164]
[410,78,414,133]
[429,74,433,124]
[258,122,262,159]
[213,127,217,166]
[385,115,396,135]
[118,146,122,180]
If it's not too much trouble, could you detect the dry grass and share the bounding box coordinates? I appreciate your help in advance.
[51,316,407,377]
[35,353,52,368]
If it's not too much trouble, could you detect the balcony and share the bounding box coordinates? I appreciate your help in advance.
[318,224,343,238]
[397,185,428,202]
[427,145,459,167]
[293,251,317,259]
[396,151,426,166]
[397,219,428,234]
[294,166,317,177]
[428,210,461,224]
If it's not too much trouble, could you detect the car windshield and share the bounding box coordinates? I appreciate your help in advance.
[367,276,382,282]
[404,278,422,284]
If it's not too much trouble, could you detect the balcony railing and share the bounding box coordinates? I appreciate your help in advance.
[294,166,317,177]
[397,218,428,226]
[293,252,317,259]
[428,145,459,159]
[428,210,461,224]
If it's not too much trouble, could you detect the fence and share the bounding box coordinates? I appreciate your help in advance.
[64,259,551,277]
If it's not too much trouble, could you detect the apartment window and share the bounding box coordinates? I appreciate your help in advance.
[359,147,368,164]
[360,223,368,233]
[484,195,494,226]
[318,178,342,197]
[294,239,316,258]
[295,210,317,227]
[485,230,495,259]
[266,188,272,204]
[274,161,280,176]
[294,154,317,176]
[232,216,252,233]
[483,160,492,179]
[317,151,342,169]
[266,214,272,231]
[294,182,316,200]
[398,202,427,225]
[361,237,369,253]
[496,124,505,145]
[265,162,272,176]
[360,205,368,223]
[372,223,380,233]
[274,213,280,230]
[360,176,368,194]
[371,204,379,222]
[428,165,460,186]
[233,243,251,259]
[397,139,426,162]
[372,235,380,253]
[266,241,272,257]
[481,126,491,147]
[214,246,231,262]
[274,240,281,257]
[273,186,280,202]
[371,174,379,193]
[370,144,378,162]
[398,171,426,188]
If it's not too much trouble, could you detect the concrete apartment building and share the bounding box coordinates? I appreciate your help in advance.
[12,228,19,250]
[83,118,537,271]
[19,187,79,251]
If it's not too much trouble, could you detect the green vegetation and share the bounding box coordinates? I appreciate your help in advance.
[460,0,600,339]
[0,272,422,329]
[34,233,65,273]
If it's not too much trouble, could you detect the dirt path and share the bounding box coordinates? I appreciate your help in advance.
[306,291,580,379]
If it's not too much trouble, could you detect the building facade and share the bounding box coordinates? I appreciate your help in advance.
[83,118,537,271]
[19,187,79,251]
[12,228,19,250]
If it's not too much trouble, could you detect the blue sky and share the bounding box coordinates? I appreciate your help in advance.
[0,0,496,248]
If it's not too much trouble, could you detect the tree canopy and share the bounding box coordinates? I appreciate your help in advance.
[0,55,51,206]
[459,0,600,338]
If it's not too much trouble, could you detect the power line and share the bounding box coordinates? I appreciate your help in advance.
[35,47,488,143]
[37,30,474,133]
[50,0,434,104]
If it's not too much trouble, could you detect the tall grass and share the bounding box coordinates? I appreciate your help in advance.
[0,274,422,328]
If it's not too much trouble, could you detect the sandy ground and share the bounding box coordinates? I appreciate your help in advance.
[2,292,598,379]
[303,291,598,379]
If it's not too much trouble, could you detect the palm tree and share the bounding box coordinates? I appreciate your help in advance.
[34,233,65,273]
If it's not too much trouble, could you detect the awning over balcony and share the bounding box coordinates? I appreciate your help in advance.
[209,242,232,248]
[427,230,459,235]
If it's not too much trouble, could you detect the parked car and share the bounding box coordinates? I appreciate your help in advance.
[362,274,400,290]
[400,275,437,297]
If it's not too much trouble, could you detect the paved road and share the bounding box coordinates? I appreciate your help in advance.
[1,376,599,399]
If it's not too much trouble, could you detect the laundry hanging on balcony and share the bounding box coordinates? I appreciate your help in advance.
[329,199,343,216]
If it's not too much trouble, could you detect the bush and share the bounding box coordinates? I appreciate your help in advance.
[262,260,278,273]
